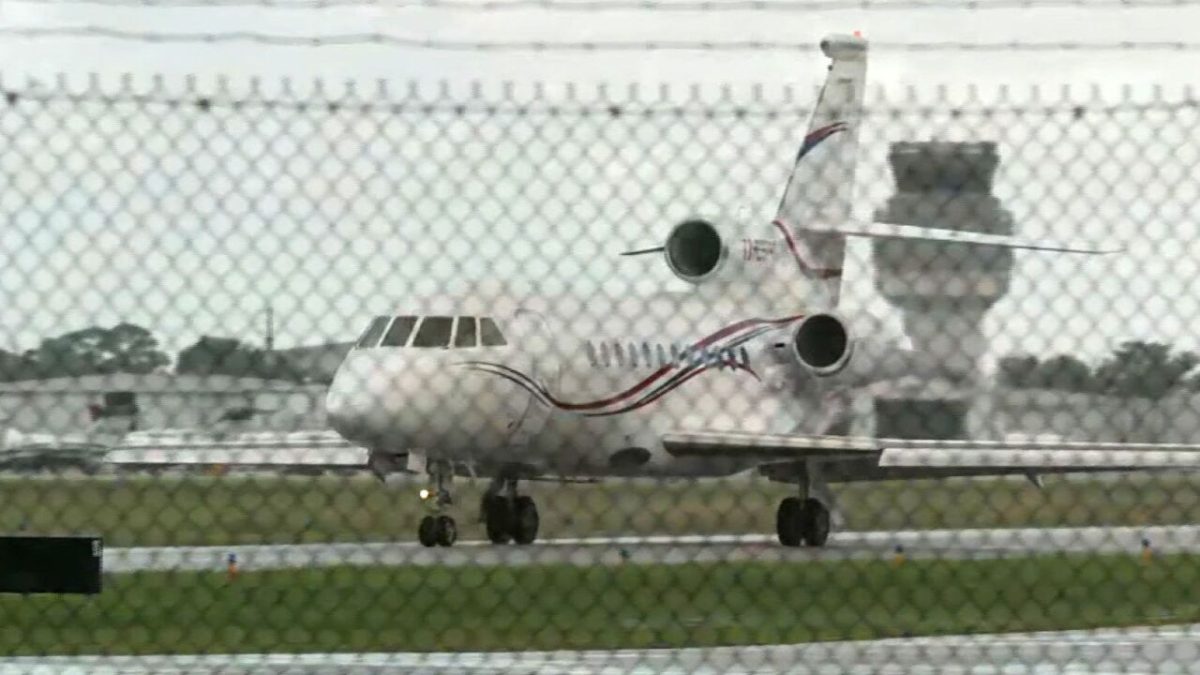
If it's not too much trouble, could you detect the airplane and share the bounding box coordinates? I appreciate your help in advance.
[105,32,1200,548]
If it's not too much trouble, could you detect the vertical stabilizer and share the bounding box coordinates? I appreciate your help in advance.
[773,33,868,307]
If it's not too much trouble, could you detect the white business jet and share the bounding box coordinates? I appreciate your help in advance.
[107,32,1200,549]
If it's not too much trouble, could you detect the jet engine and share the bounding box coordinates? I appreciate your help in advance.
[663,218,733,284]
[790,312,853,377]
[785,311,962,388]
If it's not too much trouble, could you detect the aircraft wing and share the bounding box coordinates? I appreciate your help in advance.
[661,431,1200,469]
[103,430,368,468]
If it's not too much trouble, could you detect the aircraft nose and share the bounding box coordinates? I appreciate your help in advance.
[325,386,365,439]
[325,355,393,444]
[324,349,502,454]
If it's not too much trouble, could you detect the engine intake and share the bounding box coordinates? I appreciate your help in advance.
[665,219,727,283]
[792,313,852,376]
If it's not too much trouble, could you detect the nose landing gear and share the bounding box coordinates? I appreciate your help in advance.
[417,462,457,547]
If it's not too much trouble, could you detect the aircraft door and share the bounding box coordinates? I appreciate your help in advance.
[504,308,560,448]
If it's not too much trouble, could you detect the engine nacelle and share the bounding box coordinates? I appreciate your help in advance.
[790,312,853,376]
[664,218,732,284]
[787,312,965,388]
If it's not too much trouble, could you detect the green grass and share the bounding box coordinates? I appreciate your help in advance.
[0,472,1196,547]
[1,554,1198,654]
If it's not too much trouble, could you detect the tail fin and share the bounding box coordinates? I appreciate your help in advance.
[772,33,868,308]
[770,34,1118,307]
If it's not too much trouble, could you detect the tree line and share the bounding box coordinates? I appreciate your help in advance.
[0,323,328,384]
[997,340,1200,400]
[0,324,1195,399]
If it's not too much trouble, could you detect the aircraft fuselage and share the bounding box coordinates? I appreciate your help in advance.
[325,289,825,479]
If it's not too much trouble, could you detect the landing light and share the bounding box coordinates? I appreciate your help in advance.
[419,488,431,500]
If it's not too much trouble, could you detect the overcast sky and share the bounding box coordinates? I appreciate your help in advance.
[0,1,1198,369]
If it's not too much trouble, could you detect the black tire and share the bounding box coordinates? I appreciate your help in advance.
[801,498,831,547]
[484,495,513,544]
[512,496,539,545]
[435,515,457,547]
[776,497,802,547]
[418,515,438,547]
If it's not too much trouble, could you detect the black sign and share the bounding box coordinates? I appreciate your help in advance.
[0,535,102,595]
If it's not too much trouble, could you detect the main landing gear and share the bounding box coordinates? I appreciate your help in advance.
[481,478,539,545]
[775,496,831,547]
[769,461,835,548]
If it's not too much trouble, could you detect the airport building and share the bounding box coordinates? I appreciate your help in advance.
[0,373,330,436]
[851,380,1193,444]
[975,386,1200,444]
[274,341,354,384]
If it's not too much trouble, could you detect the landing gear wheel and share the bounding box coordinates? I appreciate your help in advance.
[512,496,539,545]
[435,515,458,547]
[418,515,438,548]
[418,514,458,547]
[800,498,831,547]
[484,495,514,544]
[776,497,802,547]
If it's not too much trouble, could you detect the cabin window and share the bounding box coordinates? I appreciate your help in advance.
[412,316,454,348]
[479,318,507,346]
[380,316,418,347]
[454,317,478,348]
[355,316,390,348]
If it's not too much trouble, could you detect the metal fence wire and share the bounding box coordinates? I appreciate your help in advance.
[3,34,1200,673]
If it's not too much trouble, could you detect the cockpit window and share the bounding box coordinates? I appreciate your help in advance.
[412,316,454,347]
[380,316,418,347]
[355,316,390,348]
[479,318,507,346]
[454,316,478,348]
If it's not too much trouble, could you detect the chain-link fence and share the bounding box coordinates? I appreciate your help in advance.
[2,39,1200,671]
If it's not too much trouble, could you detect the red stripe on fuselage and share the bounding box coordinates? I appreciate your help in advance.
[512,315,801,412]
[772,219,843,280]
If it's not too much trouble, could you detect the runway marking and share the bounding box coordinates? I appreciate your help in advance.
[99,524,1200,573]
[0,623,1197,674]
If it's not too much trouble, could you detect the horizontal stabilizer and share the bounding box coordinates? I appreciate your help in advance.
[620,246,665,257]
[800,219,1122,254]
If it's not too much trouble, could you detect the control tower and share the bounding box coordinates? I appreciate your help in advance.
[873,141,1015,377]
[869,141,1016,438]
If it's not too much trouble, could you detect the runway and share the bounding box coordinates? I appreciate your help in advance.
[101,524,1200,573]
[1,623,1197,673]
[17,525,1200,674]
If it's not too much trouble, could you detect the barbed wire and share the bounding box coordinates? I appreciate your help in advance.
[0,0,1194,10]
[1,26,1199,52]
[0,83,1195,117]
